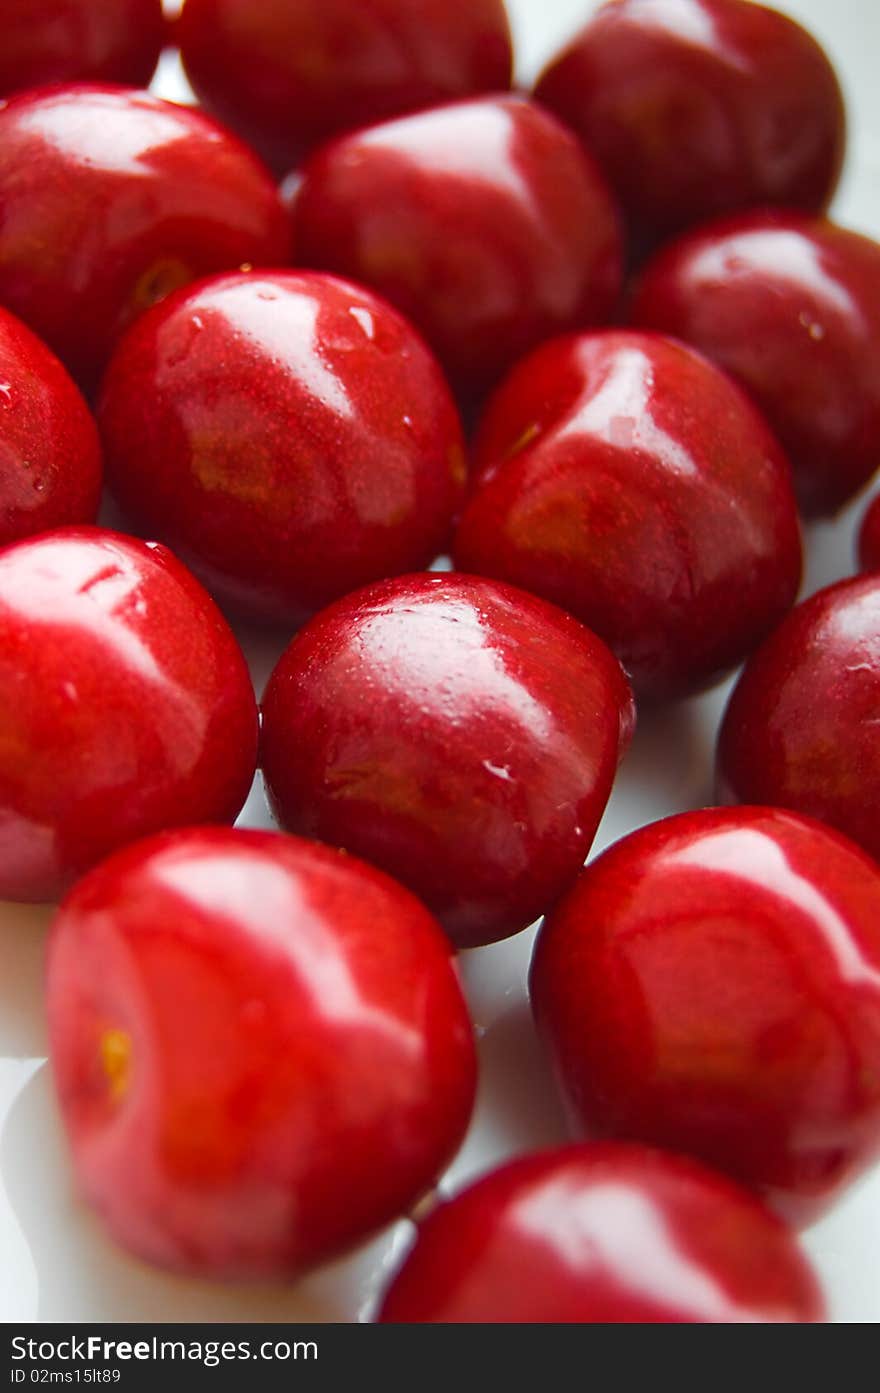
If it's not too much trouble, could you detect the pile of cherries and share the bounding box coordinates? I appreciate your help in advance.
[2,0,880,1324]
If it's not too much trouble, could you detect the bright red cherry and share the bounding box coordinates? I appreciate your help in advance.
[47,826,476,1278]
[453,330,802,703]
[177,0,513,172]
[630,212,880,517]
[261,573,635,950]
[0,85,289,393]
[0,306,102,546]
[378,1143,824,1323]
[716,575,880,865]
[858,494,880,572]
[99,270,466,624]
[0,527,258,903]
[290,95,623,399]
[531,806,880,1224]
[535,0,845,256]
[0,1,166,97]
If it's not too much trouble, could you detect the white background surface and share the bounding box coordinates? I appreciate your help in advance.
[1,0,879,1324]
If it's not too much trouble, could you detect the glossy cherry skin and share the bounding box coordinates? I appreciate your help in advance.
[0,528,258,903]
[630,212,880,518]
[717,576,880,866]
[858,494,880,572]
[261,573,635,949]
[290,95,623,399]
[378,1143,824,1323]
[454,330,802,703]
[99,270,466,625]
[0,306,102,546]
[47,826,476,1278]
[177,0,513,172]
[0,85,289,393]
[531,806,880,1224]
[534,0,845,257]
[0,1,166,98]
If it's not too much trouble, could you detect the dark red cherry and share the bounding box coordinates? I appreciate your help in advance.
[47,826,476,1278]
[0,0,166,97]
[0,306,102,546]
[858,494,880,572]
[716,574,880,865]
[535,0,845,256]
[0,527,258,902]
[0,85,289,393]
[177,0,514,171]
[378,1144,824,1323]
[453,330,802,702]
[531,806,880,1223]
[290,95,623,399]
[629,211,880,517]
[99,270,466,625]
[260,573,635,949]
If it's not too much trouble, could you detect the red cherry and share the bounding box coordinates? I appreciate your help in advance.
[0,0,166,97]
[99,271,466,624]
[858,495,880,573]
[0,85,289,393]
[47,826,476,1279]
[535,0,845,256]
[453,330,802,703]
[0,306,102,546]
[378,1143,824,1323]
[0,527,258,903]
[716,575,880,865]
[290,95,623,399]
[260,573,634,949]
[530,807,880,1223]
[629,211,880,518]
[177,0,513,172]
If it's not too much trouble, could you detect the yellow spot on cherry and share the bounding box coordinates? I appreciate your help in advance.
[131,257,192,313]
[100,1027,133,1103]
[506,421,541,460]
[449,442,467,487]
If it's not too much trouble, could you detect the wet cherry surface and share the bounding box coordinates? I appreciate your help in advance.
[177,0,514,171]
[46,826,476,1278]
[531,806,880,1224]
[261,572,635,949]
[0,84,289,392]
[0,528,258,902]
[716,574,880,864]
[290,94,623,399]
[1,0,879,1327]
[99,270,466,625]
[630,211,880,516]
[454,329,802,702]
[535,0,845,255]
[378,1143,824,1322]
[0,0,166,98]
[0,306,102,546]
